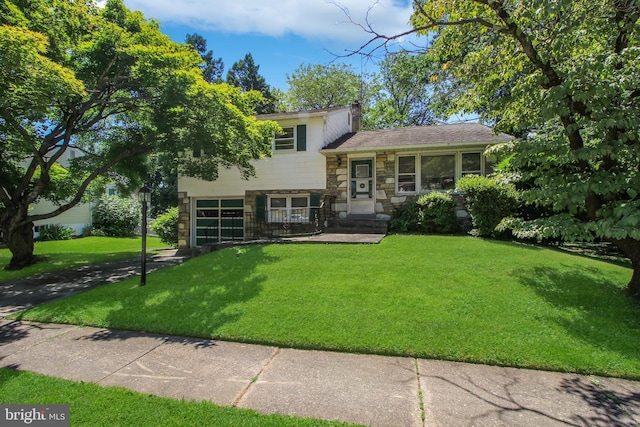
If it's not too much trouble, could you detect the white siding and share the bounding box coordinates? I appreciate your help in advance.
[323,109,353,146]
[32,200,92,236]
[180,114,334,197]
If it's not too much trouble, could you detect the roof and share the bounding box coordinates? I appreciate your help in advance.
[322,123,514,152]
[257,105,350,121]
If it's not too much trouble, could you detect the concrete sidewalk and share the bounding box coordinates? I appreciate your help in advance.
[1,320,639,426]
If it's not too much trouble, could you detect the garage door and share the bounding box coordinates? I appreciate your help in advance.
[195,199,244,246]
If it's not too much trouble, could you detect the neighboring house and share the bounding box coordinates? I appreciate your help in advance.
[177,103,513,248]
[31,149,118,238]
[31,147,91,238]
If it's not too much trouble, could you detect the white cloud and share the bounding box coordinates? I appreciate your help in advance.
[122,0,414,43]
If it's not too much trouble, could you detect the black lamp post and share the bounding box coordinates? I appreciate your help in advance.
[138,184,151,286]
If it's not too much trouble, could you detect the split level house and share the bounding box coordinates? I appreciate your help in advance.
[177,102,513,249]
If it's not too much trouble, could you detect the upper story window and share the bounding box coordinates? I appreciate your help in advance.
[273,124,307,153]
[275,127,295,151]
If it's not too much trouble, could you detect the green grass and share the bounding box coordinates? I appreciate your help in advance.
[0,369,356,426]
[14,235,640,379]
[0,236,166,281]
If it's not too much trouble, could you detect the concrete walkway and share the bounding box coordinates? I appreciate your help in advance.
[1,242,640,426]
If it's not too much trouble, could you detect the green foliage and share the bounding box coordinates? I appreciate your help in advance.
[280,63,364,111]
[389,193,458,234]
[226,53,275,114]
[151,207,178,248]
[0,0,280,267]
[416,192,458,234]
[38,224,73,241]
[92,195,140,237]
[367,51,442,129]
[457,176,519,238]
[185,33,223,83]
[388,198,420,232]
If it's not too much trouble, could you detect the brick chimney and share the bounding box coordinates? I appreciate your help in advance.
[351,100,361,132]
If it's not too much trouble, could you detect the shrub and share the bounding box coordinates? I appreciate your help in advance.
[151,207,178,248]
[456,175,519,238]
[92,195,140,237]
[38,224,73,241]
[389,198,420,232]
[416,192,458,234]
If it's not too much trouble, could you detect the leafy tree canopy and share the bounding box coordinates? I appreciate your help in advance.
[367,51,443,129]
[226,53,276,114]
[0,0,279,269]
[185,32,224,83]
[279,63,364,111]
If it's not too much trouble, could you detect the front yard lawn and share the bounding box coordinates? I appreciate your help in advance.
[0,369,356,427]
[13,235,640,379]
[0,236,166,282]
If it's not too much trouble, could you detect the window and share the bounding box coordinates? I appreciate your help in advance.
[421,154,455,191]
[397,156,416,193]
[274,127,295,151]
[396,151,488,194]
[268,195,309,223]
[273,124,306,152]
[461,152,482,176]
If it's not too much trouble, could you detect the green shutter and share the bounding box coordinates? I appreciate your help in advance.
[296,124,307,151]
[309,194,321,222]
[256,195,266,222]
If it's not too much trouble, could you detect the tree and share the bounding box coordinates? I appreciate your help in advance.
[185,33,224,84]
[280,63,365,111]
[354,0,640,296]
[148,152,178,217]
[367,51,442,129]
[0,0,279,270]
[226,53,276,114]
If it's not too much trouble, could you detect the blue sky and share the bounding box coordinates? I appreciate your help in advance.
[121,0,416,90]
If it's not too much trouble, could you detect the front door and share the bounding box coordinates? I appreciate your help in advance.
[349,159,375,215]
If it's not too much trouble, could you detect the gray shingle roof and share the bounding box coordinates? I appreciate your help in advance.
[323,123,513,152]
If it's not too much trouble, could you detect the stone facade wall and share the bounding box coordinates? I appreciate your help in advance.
[177,191,190,248]
[325,152,472,230]
[375,152,396,217]
[326,155,349,218]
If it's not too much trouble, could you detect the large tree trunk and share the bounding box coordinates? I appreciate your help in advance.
[2,221,37,271]
[611,237,640,299]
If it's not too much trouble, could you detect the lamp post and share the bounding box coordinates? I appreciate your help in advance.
[138,184,151,286]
